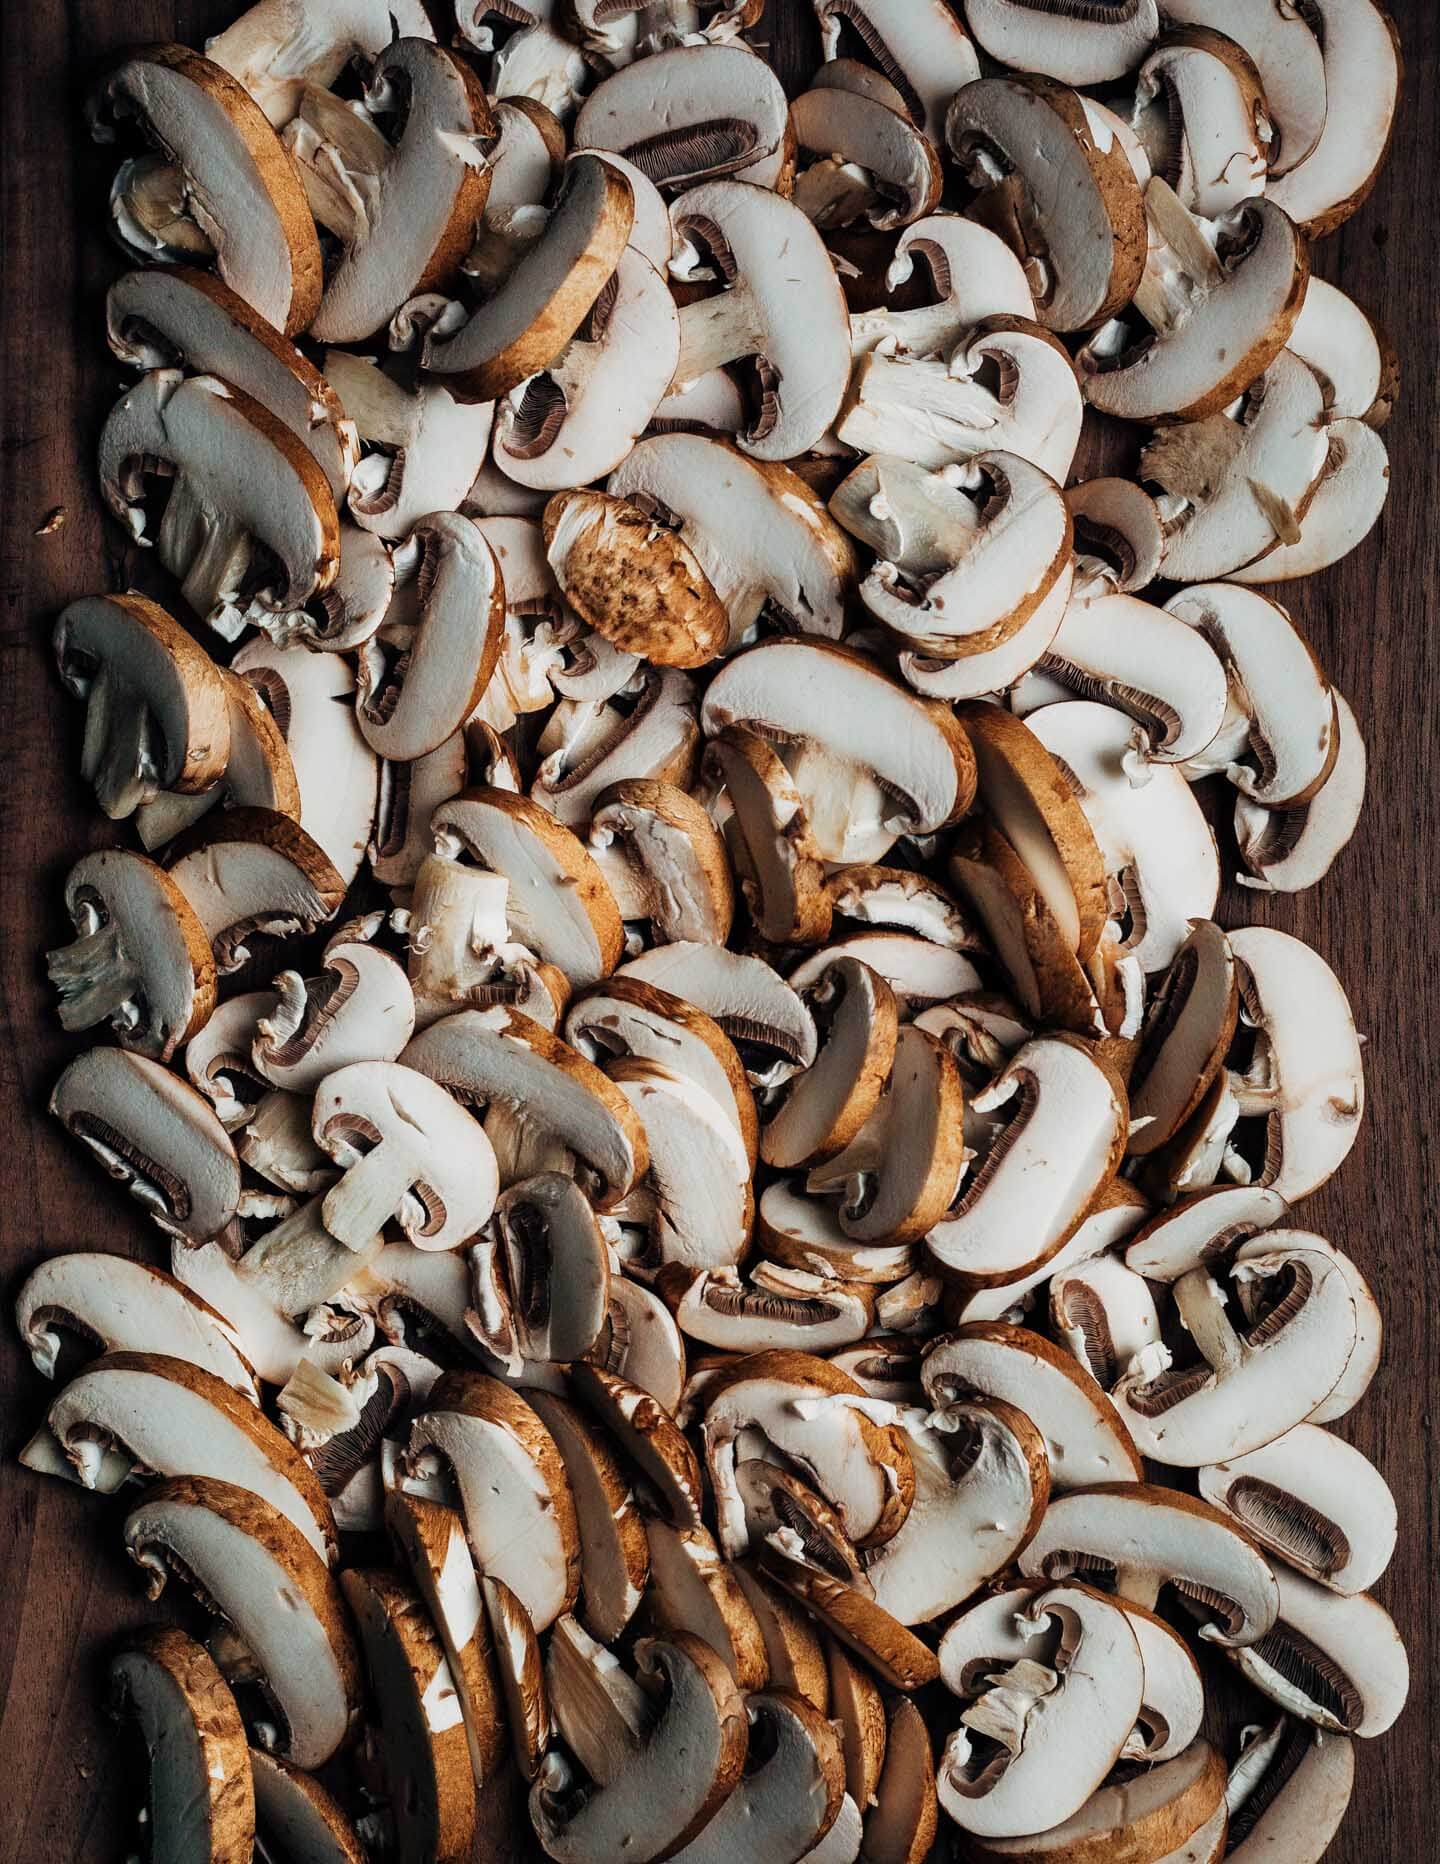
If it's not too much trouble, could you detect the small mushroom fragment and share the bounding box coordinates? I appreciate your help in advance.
[590,780,734,945]
[670,1690,846,1864]
[664,1261,874,1355]
[89,44,322,334]
[167,808,346,973]
[1049,1256,1162,1390]
[792,70,943,230]
[1268,0,1401,237]
[759,1543,940,1691]
[1230,416,1391,583]
[643,1516,768,1688]
[1235,692,1367,893]
[668,181,853,460]
[108,1625,256,1864]
[123,1476,362,1768]
[608,1058,753,1271]
[570,1362,706,1530]
[50,1046,241,1245]
[54,591,229,820]
[1224,1720,1354,1863]
[619,941,818,1088]
[526,1390,649,1642]
[1227,1566,1409,1739]
[814,1,980,146]
[340,1568,477,1864]
[1199,1423,1397,1597]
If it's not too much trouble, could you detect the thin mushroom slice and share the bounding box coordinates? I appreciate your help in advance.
[732,1565,829,1714]
[587,1274,689,1416]
[108,1626,255,1864]
[704,728,828,945]
[607,1058,753,1272]
[785,936,979,1025]
[1268,0,1401,237]
[590,780,734,945]
[1017,1483,1278,1648]
[792,74,943,230]
[1288,277,1399,427]
[965,1,1157,83]
[1198,1423,1397,1598]
[847,214,1034,359]
[481,1572,552,1781]
[1161,1,1324,179]
[123,1476,361,1769]
[1126,920,1238,1158]
[490,1172,611,1362]
[1225,1566,1409,1739]
[825,1635,888,1812]
[1064,476,1167,593]
[814,1,980,146]
[50,1046,241,1244]
[954,1177,1147,1326]
[1119,1603,1206,1764]
[1131,29,1268,219]
[250,1748,366,1863]
[1049,1256,1162,1393]
[731,1460,870,1595]
[1230,417,1391,583]
[531,664,701,829]
[570,1362,706,1531]
[166,807,346,974]
[463,94,566,291]
[643,1516,769,1690]
[896,549,1072,696]
[670,1690,846,1864]
[1123,1183,1288,1283]
[525,1390,649,1642]
[1224,1719,1354,1862]
[762,957,898,1172]
[758,1181,915,1288]
[1235,1234,1380,1426]
[250,940,415,1093]
[137,667,300,855]
[758,1543,940,1691]
[205,0,436,126]
[619,942,817,1089]
[662,1261,875,1356]
[861,1697,936,1864]
[824,867,980,953]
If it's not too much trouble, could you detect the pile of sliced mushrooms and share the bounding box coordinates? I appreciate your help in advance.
[23,0,1409,1858]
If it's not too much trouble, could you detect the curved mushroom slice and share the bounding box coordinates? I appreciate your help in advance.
[787,936,979,1027]
[853,1696,931,1864]
[947,76,1146,333]
[762,958,897,1172]
[1026,700,1219,973]
[50,1046,241,1244]
[136,669,301,856]
[590,780,734,945]
[668,181,852,460]
[1131,28,1268,219]
[731,1460,869,1597]
[99,370,339,641]
[965,0,1156,83]
[433,787,623,987]
[108,1625,255,1864]
[608,1058,753,1271]
[50,1351,337,1559]
[1225,1719,1354,1862]
[250,1748,366,1862]
[925,1037,1129,1286]
[468,513,583,724]
[1018,1483,1278,1647]
[1113,1602,1207,1765]
[532,665,701,827]
[250,943,413,1094]
[1125,920,1237,1159]
[526,1390,649,1642]
[340,1568,477,1864]
[665,1261,874,1355]
[792,73,942,230]
[758,1543,939,1691]
[400,855,559,1032]
[17,1254,257,1397]
[570,1360,704,1531]
[619,942,818,1089]
[1063,476,1166,593]
[166,808,345,975]
[954,1175,1145,1326]
[1049,1256,1162,1393]
[731,1563,829,1713]
[1198,1423,1396,1598]
[863,1398,1048,1625]
[482,1571,553,1781]
[814,0,978,145]
[206,0,435,124]
[1230,416,1390,583]
[1226,927,1364,1205]
[1289,277,1399,427]
[1227,1566,1408,1739]
[123,1476,361,1769]
[53,591,229,820]
[490,1172,611,1363]
[1237,1231,1379,1425]
[422,153,634,402]
[671,1690,845,1863]
[847,214,1033,360]
[531,1632,749,1863]
[643,1516,768,1689]
[89,44,321,333]
[463,94,566,292]
[1235,690,1365,897]
[1161,0,1324,178]
[1123,1182,1288,1283]
[1268,0,1401,236]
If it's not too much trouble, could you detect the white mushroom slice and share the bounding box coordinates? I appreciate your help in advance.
[1141,350,1329,583]
[590,780,734,945]
[936,1584,1146,1840]
[926,1037,1128,1286]
[486,17,590,120]
[648,366,747,436]
[250,1748,366,1862]
[464,94,563,290]
[1231,417,1391,583]
[208,0,436,116]
[790,937,981,1022]
[98,370,339,640]
[108,1626,255,1864]
[431,787,624,987]
[108,150,219,265]
[643,1517,768,1689]
[1063,477,1166,593]
[1161,0,1324,177]
[1289,277,1398,426]
[824,867,980,954]
[401,854,558,1032]
[1125,919,1237,1160]
[1050,1257,1162,1392]
[792,77,942,230]
[1116,1603,1207,1764]
[590,148,674,269]
[609,1059,753,1270]
[251,942,414,1094]
[947,77,1146,333]
[169,1241,309,1387]
[668,181,852,460]
[619,942,817,1087]
[88,44,322,333]
[490,1174,611,1364]
[1123,1183,1289,1283]
[575,43,792,195]
[1233,1233,1381,1426]
[814,0,979,145]
[609,432,858,648]
[533,668,702,825]
[762,958,897,1172]
[1225,1721,1354,1862]
[671,1690,845,1864]
[1228,1567,1409,1739]
[955,1179,1147,1326]
[237,1089,333,1197]
[1199,1423,1396,1598]
[1131,30,1268,219]
[1268,0,1401,236]
[351,1242,478,1358]
[665,1262,874,1355]
[965,0,1156,83]
[16,1254,257,1397]
[166,807,346,973]
[525,1391,648,1643]
[372,735,470,893]
[340,1568,477,1864]
[1026,700,1219,973]
[704,731,830,945]
[50,1046,241,1244]
[900,561,1072,702]
[124,1476,361,1768]
[1226,926,1364,1205]
[470,513,585,721]
[848,214,1034,359]
[407,1371,579,1630]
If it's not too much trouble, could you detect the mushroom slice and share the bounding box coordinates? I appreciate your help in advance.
[1017,1483,1278,1647]
[758,1544,939,1691]
[407,1371,579,1630]
[422,153,635,402]
[108,1625,255,1864]
[531,1631,749,1863]
[206,0,435,124]
[400,857,555,1034]
[251,942,414,1093]
[955,1176,1145,1326]
[669,181,852,460]
[608,1058,753,1271]
[250,1748,366,1862]
[1131,29,1267,219]
[925,1038,1129,1286]
[784,925,978,1023]
[136,669,301,856]
[863,1398,1049,1626]
[1161,0,1324,179]
[619,941,818,1088]
[123,1475,361,1769]
[590,780,734,945]
[481,1572,552,1781]
[49,1351,336,1559]
[1123,1183,1288,1283]
[1126,920,1237,1158]
[312,1059,498,1253]
[1198,1424,1396,1598]
[1289,276,1399,427]
[732,1458,870,1595]
[965,0,1156,83]
[526,1390,649,1642]
[819,1636,886,1812]
[671,1690,845,1864]
[165,807,345,976]
[432,787,623,987]
[1026,700,1219,973]
[53,591,229,819]
[340,1569,477,1864]
[575,42,792,195]
[731,1564,829,1713]
[762,958,898,1171]
[532,666,702,828]
[89,44,321,333]
[1049,1257,1162,1391]
[813,1,979,145]
[491,1172,611,1361]
[587,1276,689,1418]
[609,432,859,648]
[99,370,339,640]
[665,1262,875,1355]
[1226,926,1364,1204]
[1268,0,1401,236]
[761,1183,917,1287]
[570,1361,705,1530]
[1224,1720,1354,1861]
[847,214,1034,358]
[643,1517,769,1689]
[792,74,942,230]
[1227,1567,1409,1739]
[1241,1231,1379,1424]
[1230,416,1390,583]
[463,94,566,292]
[50,1046,241,1244]
[947,77,1146,333]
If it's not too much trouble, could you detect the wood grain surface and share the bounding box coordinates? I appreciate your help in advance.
[1,4,1435,1860]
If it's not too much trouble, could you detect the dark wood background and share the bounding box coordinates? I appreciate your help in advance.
[1,4,1434,1859]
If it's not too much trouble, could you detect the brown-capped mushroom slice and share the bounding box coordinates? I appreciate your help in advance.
[590,779,734,945]
[136,669,301,855]
[340,1568,477,1864]
[668,181,852,460]
[814,1,979,145]
[758,1544,939,1691]
[619,941,818,1089]
[532,1631,749,1862]
[1128,30,1267,221]
[1224,1720,1354,1862]
[250,942,414,1094]
[643,1516,769,1688]
[1288,277,1399,426]
[955,1177,1146,1326]
[585,1278,688,1419]
[759,1182,918,1288]
[472,9,589,119]
[823,867,978,954]
[373,736,470,894]
[108,1625,255,1864]
[1239,1233,1380,1427]
[50,1046,241,1244]
[965,0,1157,82]
[762,958,898,1172]
[491,1171,612,1362]
[925,1037,1129,1286]
[543,1610,650,1791]
[728,1563,829,1714]
[205,0,435,123]
[1017,1483,1278,1647]
[817,1638,886,1820]
[166,1239,309,1388]
[400,854,557,1031]
[250,1747,366,1864]
[1268,0,1400,237]
[1122,1182,1288,1283]
[792,75,942,231]
[947,77,1146,333]
[478,1572,551,1781]
[526,1390,649,1642]
[1049,1257,1162,1392]
[1110,1601,1208,1766]
[468,513,587,724]
[1230,416,1390,583]
[570,1360,704,1530]
[1125,919,1237,1158]
[98,370,339,641]
[779,940,969,1026]
[166,808,346,974]
[89,44,321,334]
[532,665,702,828]
[1226,1567,1408,1739]
[1060,477,1166,595]
[671,1690,845,1864]
[462,94,566,292]
[1198,1423,1395,1598]
[1161,0,1324,179]
[702,729,830,948]
[607,1057,753,1271]
[665,1261,875,1355]
[847,214,1034,360]
[123,1476,361,1769]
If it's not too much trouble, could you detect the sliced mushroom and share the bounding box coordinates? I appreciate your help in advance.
[792,72,942,230]
[848,214,1034,359]
[487,1172,611,1364]
[526,1389,649,1642]
[1049,1255,1162,1393]
[481,1570,553,1781]
[1224,1720,1354,1862]
[166,808,346,974]
[373,737,471,895]
[1268,0,1401,237]
[664,1261,874,1355]
[1227,1566,1408,1739]
[671,1689,845,1863]
[1131,29,1268,220]
[532,666,701,827]
[1230,416,1391,583]
[589,780,734,944]
[1162,0,1324,178]
[1125,919,1237,1158]
[205,0,435,120]
[642,1515,768,1688]
[136,669,301,855]
[619,942,818,1088]
[814,0,980,145]
[463,93,566,290]
[964,0,1156,83]
[1289,277,1398,427]
[761,958,897,1173]
[607,1058,753,1271]
[759,1181,917,1289]
[482,16,591,121]
[731,1563,829,1714]
[570,1360,705,1531]
[250,1747,366,1864]
[759,1542,939,1691]
[401,854,559,1031]
[250,942,414,1093]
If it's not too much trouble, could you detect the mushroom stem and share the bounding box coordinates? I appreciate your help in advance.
[240,1196,382,1315]
[46,921,142,1032]
[323,1142,426,1250]
[1173,1267,1245,1375]
[673,288,766,390]
[1130,180,1226,336]
[282,85,392,242]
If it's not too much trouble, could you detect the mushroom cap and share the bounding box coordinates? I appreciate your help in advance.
[619,941,818,1085]
[1228,1564,1409,1739]
[815,0,981,145]
[123,1475,362,1768]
